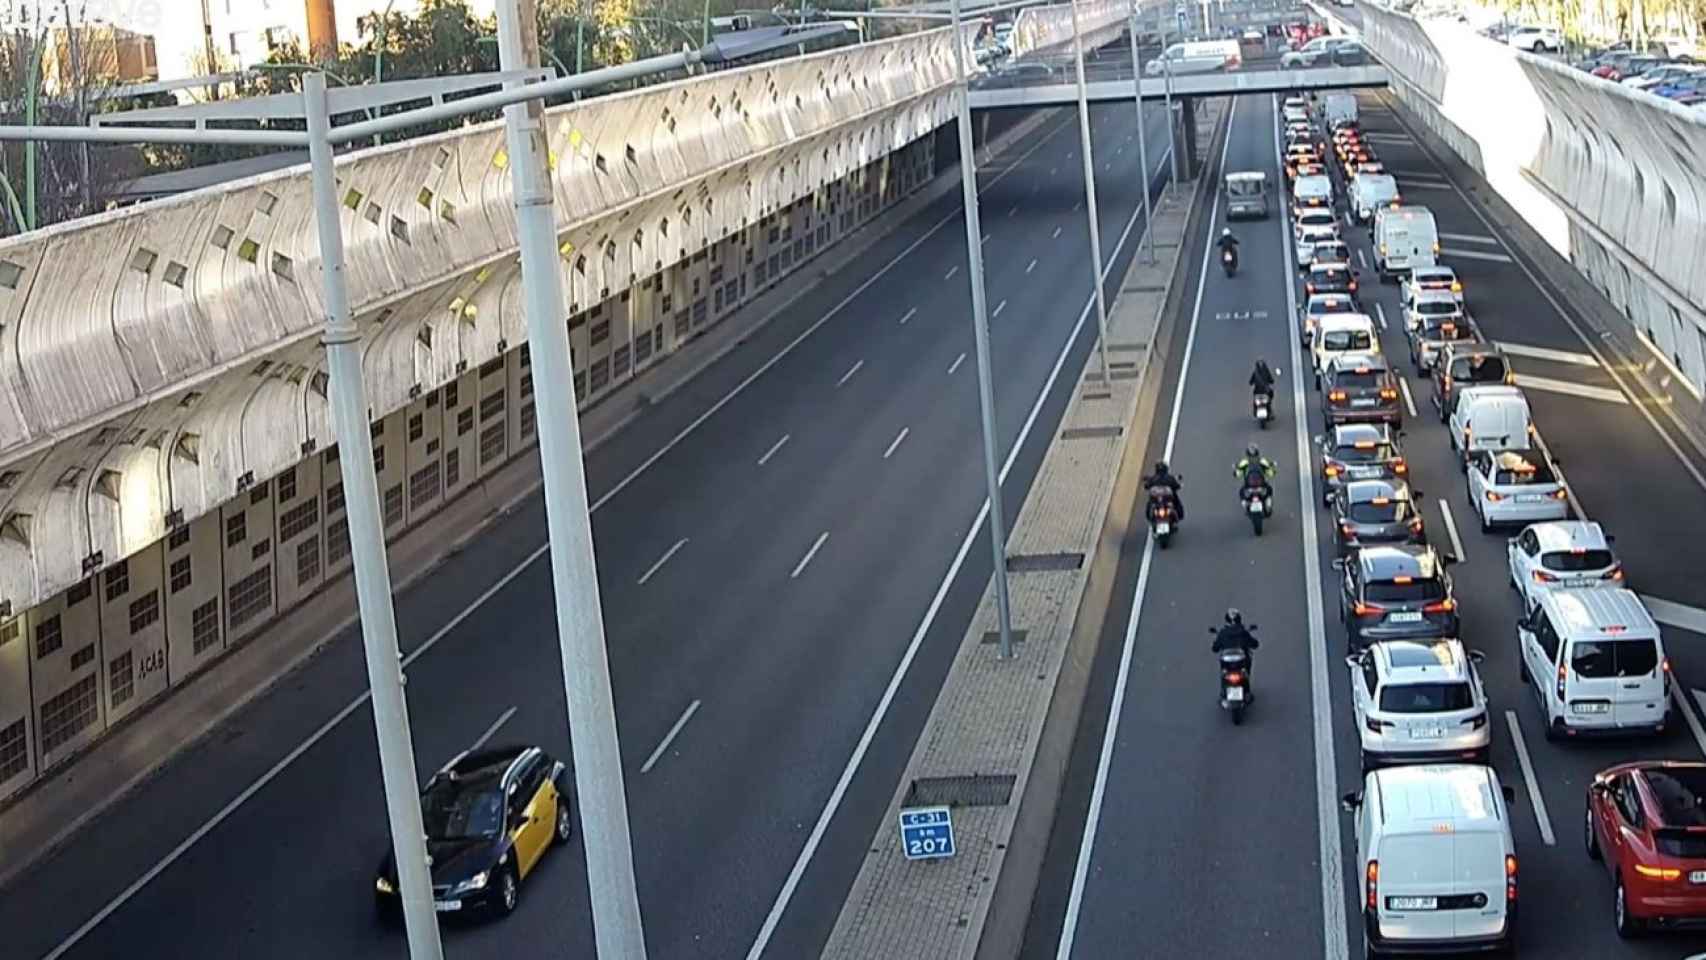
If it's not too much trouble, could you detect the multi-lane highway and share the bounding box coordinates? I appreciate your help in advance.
[1028,85,1706,959]
[2,84,1178,960]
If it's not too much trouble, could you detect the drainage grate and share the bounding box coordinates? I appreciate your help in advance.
[1006,552,1084,572]
[1059,425,1122,439]
[1107,340,1149,352]
[1108,360,1139,370]
[1109,368,1143,380]
[980,629,1028,646]
[1122,284,1166,293]
[1080,390,1113,400]
[904,774,1017,808]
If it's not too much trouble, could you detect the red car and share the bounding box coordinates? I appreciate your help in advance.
[1587,761,1706,937]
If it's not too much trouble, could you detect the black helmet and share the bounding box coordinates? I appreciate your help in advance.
[1225,607,1243,625]
[1245,443,1260,459]
[1153,460,1169,475]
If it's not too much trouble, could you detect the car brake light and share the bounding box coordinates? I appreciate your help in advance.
[1341,523,1357,537]
[1556,661,1567,701]
[1329,390,1347,402]
[1324,464,1340,477]
[1307,283,1316,293]
[1506,855,1518,902]
[1634,863,1682,881]
[1551,489,1569,500]
[1349,280,1358,291]
[1380,388,1397,400]
[1354,602,1384,617]
[1451,281,1462,293]
[1602,565,1624,581]
[1367,861,1380,910]
[1423,598,1455,613]
[1393,460,1407,474]
[1533,570,1559,583]
[1485,490,1504,502]
[1663,657,1672,675]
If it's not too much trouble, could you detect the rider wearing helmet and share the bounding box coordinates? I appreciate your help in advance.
[1233,444,1278,490]
[1142,459,1185,520]
[1216,227,1240,255]
[1249,358,1276,398]
[1212,608,1261,656]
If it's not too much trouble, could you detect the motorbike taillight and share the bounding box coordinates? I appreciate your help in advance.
[1223,671,1244,685]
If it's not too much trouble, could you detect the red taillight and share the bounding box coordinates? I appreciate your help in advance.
[1423,598,1456,613]
[1380,388,1397,400]
[1602,565,1624,581]
[1634,863,1681,881]
[1367,860,1380,910]
[1354,602,1383,617]
[1224,671,1245,685]
[1506,855,1518,902]
[1533,570,1559,583]
[1329,390,1347,403]
[1393,459,1408,475]
[1349,280,1359,291]
[1551,488,1569,500]
[1306,283,1317,293]
[1556,661,1568,701]
[1485,490,1504,502]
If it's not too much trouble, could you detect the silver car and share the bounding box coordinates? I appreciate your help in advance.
[1347,638,1491,769]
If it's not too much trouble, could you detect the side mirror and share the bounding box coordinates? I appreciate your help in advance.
[1411,489,1426,500]
[1516,615,1532,634]
[1331,558,1346,571]
[1589,780,1609,795]
[1469,649,1487,664]
[1340,791,1363,813]
[1313,434,1326,446]
[1345,653,1366,669]
[1502,785,1517,804]
[1605,534,1617,544]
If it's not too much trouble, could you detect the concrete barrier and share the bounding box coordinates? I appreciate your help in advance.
[1010,0,1129,61]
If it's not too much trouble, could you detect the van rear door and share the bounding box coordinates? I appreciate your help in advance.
[1447,831,1509,941]
[1568,636,1667,728]
[1376,834,1457,943]
[1468,397,1527,455]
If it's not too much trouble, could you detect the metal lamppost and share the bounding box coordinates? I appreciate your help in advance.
[946,0,1017,659]
[1160,6,1178,189]
[1068,0,1113,387]
[1128,0,1155,265]
[253,63,383,147]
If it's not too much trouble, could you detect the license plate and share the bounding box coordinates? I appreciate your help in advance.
[1389,611,1424,623]
[1517,494,1547,503]
[1257,407,1271,419]
[1352,398,1376,407]
[1349,467,1381,479]
[1248,500,1265,514]
[1388,896,1437,911]
[1573,702,1611,714]
[1690,871,1706,885]
[1410,726,1446,740]
[1225,686,1246,702]
[1155,522,1171,535]
[434,901,462,913]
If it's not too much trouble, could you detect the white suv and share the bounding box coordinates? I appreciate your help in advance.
[1506,25,1562,52]
[1506,521,1623,612]
[1465,448,1568,532]
[1346,638,1491,769]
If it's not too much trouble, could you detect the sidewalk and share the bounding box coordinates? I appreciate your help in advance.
[820,99,1227,960]
[0,107,1061,891]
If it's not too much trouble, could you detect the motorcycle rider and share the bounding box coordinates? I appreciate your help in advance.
[1141,459,1184,521]
[1216,228,1240,270]
[1233,443,1278,495]
[1249,358,1276,400]
[1213,608,1261,657]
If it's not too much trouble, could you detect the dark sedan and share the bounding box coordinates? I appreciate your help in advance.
[1333,478,1426,555]
[1318,422,1408,507]
[1337,544,1460,649]
[1305,262,1360,303]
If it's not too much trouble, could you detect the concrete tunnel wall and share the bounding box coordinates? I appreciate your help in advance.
[1349,0,1706,406]
[0,29,990,803]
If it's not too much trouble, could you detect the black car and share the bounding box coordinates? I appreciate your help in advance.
[1305,261,1360,303]
[375,745,573,921]
[1431,342,1511,422]
[1337,544,1460,649]
[1318,422,1408,507]
[1333,478,1426,555]
[1322,352,1402,428]
[1331,42,1368,66]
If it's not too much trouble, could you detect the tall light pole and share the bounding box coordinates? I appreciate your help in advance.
[495,1,648,957]
[303,71,446,960]
[1069,0,1113,387]
[1160,6,1178,189]
[947,0,1016,659]
[373,0,401,84]
[254,62,384,147]
[1128,1,1154,265]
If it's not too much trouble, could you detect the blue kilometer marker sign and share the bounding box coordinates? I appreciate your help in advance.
[899,806,956,860]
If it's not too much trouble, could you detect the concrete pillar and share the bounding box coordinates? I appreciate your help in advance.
[1170,97,1199,182]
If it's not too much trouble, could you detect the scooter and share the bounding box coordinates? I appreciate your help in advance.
[1221,246,1238,277]
[1252,390,1273,429]
[1146,487,1180,549]
[1214,643,1254,725]
[1240,477,1274,536]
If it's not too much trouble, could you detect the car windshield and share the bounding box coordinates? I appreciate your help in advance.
[420,783,505,841]
[1315,268,1350,284]
[1336,443,1392,463]
[1378,682,1474,713]
[1540,549,1615,572]
[1416,300,1457,315]
[1299,211,1335,227]
[1571,638,1660,678]
[1334,369,1385,389]
[1348,499,1408,523]
[1315,243,1350,262]
[1491,454,1554,485]
[1647,769,1706,828]
[1323,329,1373,351]
[1449,355,1506,382]
[1416,272,1454,286]
[1227,178,1263,197]
[1366,577,1446,603]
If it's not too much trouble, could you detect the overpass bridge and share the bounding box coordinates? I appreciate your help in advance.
[967,62,1388,108]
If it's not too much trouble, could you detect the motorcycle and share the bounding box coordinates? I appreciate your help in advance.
[1146,486,1181,549]
[1240,474,1274,536]
[1207,634,1255,725]
[1252,390,1273,429]
[1221,246,1238,276]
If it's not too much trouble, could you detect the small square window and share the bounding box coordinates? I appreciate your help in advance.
[258,191,279,215]
[210,225,234,250]
[343,187,364,210]
[237,239,260,264]
[163,261,188,288]
[0,259,23,290]
[129,248,157,275]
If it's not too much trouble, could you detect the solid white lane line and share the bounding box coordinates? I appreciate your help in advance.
[640,700,702,774]
[1503,711,1557,846]
[899,307,917,325]
[1383,92,1706,497]
[1344,211,1354,228]
[1072,200,1081,212]
[993,299,1007,318]
[637,538,689,585]
[1510,374,1628,405]
[1681,689,1706,758]
[945,265,959,281]
[948,352,967,375]
[837,359,865,387]
[1439,231,1500,245]
[469,706,519,755]
[758,433,790,466]
[1374,302,1388,330]
[1357,248,1368,269]
[1008,205,1018,218]
[756,132,1173,960]
[790,532,829,579]
[1027,258,1038,274]
[983,233,991,244]
[1494,341,1599,367]
[1438,499,1467,562]
[1398,377,1418,419]
[1440,246,1514,263]
[43,107,1099,960]
[1646,595,1706,635]
[883,427,909,460]
[1052,225,1063,239]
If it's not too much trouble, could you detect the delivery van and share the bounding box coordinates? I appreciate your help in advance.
[1447,385,1532,462]
[1517,588,1669,738]
[1349,173,1400,224]
[1144,39,1241,76]
[1323,92,1359,130]
[1372,205,1439,280]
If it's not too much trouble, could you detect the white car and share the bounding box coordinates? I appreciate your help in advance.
[1309,238,1352,270]
[1296,225,1340,266]
[1506,520,1623,612]
[1347,638,1491,768]
[1300,292,1357,345]
[1400,264,1463,308]
[1505,25,1561,52]
[1465,448,1568,531]
[1402,287,1463,333]
[1283,95,1308,112]
[1283,105,1309,125]
[1313,313,1379,384]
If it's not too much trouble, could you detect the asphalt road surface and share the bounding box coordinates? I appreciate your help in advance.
[3,96,1180,960]
[1028,86,1706,960]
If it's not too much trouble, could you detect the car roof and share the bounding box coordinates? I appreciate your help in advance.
[1318,313,1375,331]
[1357,543,1440,579]
[1344,478,1409,502]
[1374,638,1470,681]
[1328,352,1388,372]
[1308,292,1354,306]
[1296,174,1332,189]
[1298,205,1336,217]
[1310,260,1350,273]
[1487,450,1544,473]
[1371,764,1506,830]
[1411,265,1457,279]
[1226,170,1266,181]
[1332,423,1392,445]
[1529,520,1610,553]
[1413,289,1460,304]
[437,745,535,788]
[1458,384,1525,401]
[1537,587,1658,636]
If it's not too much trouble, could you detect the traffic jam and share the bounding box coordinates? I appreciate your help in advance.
[1232,90,1706,954]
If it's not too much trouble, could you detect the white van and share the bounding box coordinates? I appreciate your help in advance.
[1293,173,1333,210]
[1312,313,1379,384]
[1517,588,1669,738]
[1143,39,1240,76]
[1349,174,1400,224]
[1323,92,1359,130]
[1372,205,1439,280]
[1343,764,1519,956]
[1447,385,1532,463]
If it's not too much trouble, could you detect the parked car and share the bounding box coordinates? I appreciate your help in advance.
[1507,25,1563,53]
